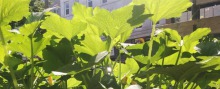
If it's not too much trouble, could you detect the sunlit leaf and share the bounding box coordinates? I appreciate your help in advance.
[41,12,87,41]
[183,28,211,53]
[74,31,107,56]
[67,77,82,88]
[95,51,109,63]
[0,0,30,25]
[132,0,192,24]
[0,45,5,64]
[72,2,93,22]
[8,22,50,57]
[88,4,149,42]
[125,58,139,74]
[145,62,217,81]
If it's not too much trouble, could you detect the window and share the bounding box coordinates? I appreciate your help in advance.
[102,0,107,3]
[64,1,70,15]
[88,0,92,7]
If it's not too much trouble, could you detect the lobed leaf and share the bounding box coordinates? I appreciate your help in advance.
[132,0,192,24]
[0,0,30,25]
[41,12,87,41]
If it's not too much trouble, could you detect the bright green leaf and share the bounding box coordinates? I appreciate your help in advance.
[125,58,139,74]
[0,0,30,25]
[67,77,82,88]
[19,21,41,36]
[8,22,50,58]
[183,28,211,53]
[0,45,5,64]
[41,12,87,41]
[88,4,149,42]
[132,0,192,24]
[72,2,93,22]
[74,31,107,56]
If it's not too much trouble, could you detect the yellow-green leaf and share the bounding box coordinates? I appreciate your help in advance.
[41,12,87,41]
[132,0,192,24]
[0,0,30,25]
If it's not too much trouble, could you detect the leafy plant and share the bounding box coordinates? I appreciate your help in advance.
[1,0,220,89]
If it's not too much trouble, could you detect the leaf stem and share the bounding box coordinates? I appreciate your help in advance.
[175,46,182,65]
[148,24,156,60]
[9,67,19,89]
[30,37,35,89]
[146,24,156,89]
[0,27,19,89]
[118,53,122,88]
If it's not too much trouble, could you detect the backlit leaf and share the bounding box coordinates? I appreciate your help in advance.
[132,0,192,24]
[67,78,82,88]
[0,0,30,25]
[41,12,87,41]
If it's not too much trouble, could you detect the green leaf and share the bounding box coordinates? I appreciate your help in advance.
[8,22,50,57]
[42,39,74,73]
[164,28,182,46]
[125,58,139,74]
[113,63,130,80]
[0,45,5,64]
[88,4,149,42]
[183,28,211,53]
[19,21,41,36]
[143,62,217,81]
[196,40,220,56]
[0,0,30,25]
[67,77,82,88]
[74,31,107,56]
[197,56,220,70]
[41,12,87,41]
[95,51,109,63]
[72,2,93,22]
[4,55,21,68]
[132,0,192,24]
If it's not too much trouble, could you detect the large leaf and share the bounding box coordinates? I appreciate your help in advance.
[41,12,87,41]
[0,45,5,64]
[183,28,211,53]
[88,4,149,42]
[8,22,50,58]
[132,0,192,24]
[19,21,40,36]
[140,62,217,81]
[0,0,30,25]
[42,39,74,73]
[74,31,107,56]
[72,2,93,22]
[72,3,102,36]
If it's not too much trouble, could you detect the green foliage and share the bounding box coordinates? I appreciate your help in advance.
[131,0,192,24]
[41,12,87,41]
[0,0,30,25]
[1,0,220,89]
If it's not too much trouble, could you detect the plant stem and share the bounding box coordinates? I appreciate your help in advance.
[146,24,156,89]
[148,24,156,60]
[0,27,19,89]
[118,53,122,89]
[175,46,182,65]
[147,74,150,89]
[30,37,35,89]
[9,67,19,89]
